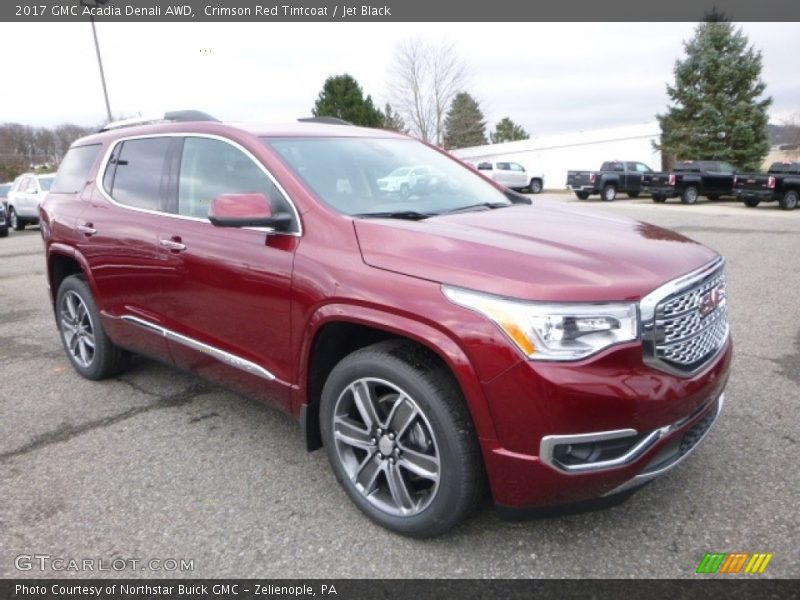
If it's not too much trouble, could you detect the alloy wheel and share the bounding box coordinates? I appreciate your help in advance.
[59,290,96,368]
[332,377,440,516]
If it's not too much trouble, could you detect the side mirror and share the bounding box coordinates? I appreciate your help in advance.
[208,193,292,231]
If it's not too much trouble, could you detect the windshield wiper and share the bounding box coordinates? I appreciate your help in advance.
[354,210,433,221]
[439,202,511,215]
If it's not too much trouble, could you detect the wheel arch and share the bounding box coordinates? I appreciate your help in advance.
[46,245,97,309]
[297,305,496,452]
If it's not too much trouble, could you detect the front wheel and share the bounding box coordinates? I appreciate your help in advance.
[575,191,590,200]
[779,190,798,210]
[706,194,720,201]
[56,275,128,380]
[652,194,666,203]
[320,340,484,537]
[529,179,543,194]
[627,191,640,198]
[743,197,760,208]
[9,208,24,231]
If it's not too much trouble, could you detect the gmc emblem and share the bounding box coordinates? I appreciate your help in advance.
[698,286,725,317]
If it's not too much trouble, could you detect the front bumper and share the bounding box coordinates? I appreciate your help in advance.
[479,337,732,509]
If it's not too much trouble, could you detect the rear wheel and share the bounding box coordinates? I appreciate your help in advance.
[602,184,617,202]
[56,275,128,380]
[779,190,798,210]
[9,208,24,231]
[652,194,666,203]
[529,179,543,194]
[320,340,484,537]
[743,197,760,208]
[575,191,590,200]
[681,186,699,204]
[627,191,640,198]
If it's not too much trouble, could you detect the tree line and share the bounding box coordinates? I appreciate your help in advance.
[0,123,94,181]
[314,16,776,171]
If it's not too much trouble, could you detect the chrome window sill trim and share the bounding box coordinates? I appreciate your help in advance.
[603,394,724,496]
[539,394,722,474]
[121,315,276,382]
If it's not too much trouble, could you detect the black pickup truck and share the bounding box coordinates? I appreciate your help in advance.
[642,160,737,204]
[733,161,800,210]
[566,160,654,201]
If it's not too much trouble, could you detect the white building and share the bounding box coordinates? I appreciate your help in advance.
[452,122,662,191]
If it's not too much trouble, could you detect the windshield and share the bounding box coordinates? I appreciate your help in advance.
[264,137,511,216]
[38,176,54,191]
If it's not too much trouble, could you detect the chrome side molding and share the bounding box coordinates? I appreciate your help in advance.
[121,315,276,382]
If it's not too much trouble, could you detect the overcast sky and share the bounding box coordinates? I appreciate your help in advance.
[1,22,797,136]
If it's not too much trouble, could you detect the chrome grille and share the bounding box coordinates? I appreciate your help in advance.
[641,258,729,376]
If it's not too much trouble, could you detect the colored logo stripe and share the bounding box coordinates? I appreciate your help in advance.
[696,552,773,574]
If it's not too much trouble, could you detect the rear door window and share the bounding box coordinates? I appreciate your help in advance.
[103,138,172,211]
[51,145,101,194]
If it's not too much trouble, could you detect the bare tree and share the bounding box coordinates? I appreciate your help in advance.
[389,38,467,145]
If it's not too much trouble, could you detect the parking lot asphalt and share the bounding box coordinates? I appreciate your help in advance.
[1,195,798,579]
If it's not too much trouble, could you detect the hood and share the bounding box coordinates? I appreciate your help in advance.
[353,203,718,302]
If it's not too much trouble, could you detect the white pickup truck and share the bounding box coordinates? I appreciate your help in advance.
[473,160,544,193]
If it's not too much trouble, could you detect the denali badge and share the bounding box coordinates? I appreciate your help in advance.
[698,286,725,317]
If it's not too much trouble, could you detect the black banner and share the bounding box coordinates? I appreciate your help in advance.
[2,580,799,600]
[1,0,799,22]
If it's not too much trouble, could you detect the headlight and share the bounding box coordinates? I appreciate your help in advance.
[443,286,638,361]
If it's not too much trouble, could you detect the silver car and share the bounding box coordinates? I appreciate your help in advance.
[6,173,54,230]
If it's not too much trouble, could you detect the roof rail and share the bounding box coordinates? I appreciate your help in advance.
[99,110,219,132]
[297,116,353,126]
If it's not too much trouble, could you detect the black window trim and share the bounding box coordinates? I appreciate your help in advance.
[96,132,303,236]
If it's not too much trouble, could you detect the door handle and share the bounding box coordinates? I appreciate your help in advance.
[77,223,97,236]
[159,238,187,252]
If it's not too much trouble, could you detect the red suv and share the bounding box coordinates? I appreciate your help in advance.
[40,112,731,536]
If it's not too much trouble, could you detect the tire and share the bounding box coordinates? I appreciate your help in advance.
[627,191,640,198]
[0,226,8,238]
[602,184,617,202]
[575,191,590,200]
[652,194,667,203]
[529,179,543,194]
[681,186,699,204]
[706,194,720,201]
[779,190,798,211]
[319,340,484,537]
[743,197,760,208]
[56,275,128,380]
[9,207,24,231]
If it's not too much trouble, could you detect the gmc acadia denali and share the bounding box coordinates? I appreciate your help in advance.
[40,112,731,536]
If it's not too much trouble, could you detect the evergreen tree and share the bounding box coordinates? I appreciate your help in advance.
[312,74,384,127]
[382,103,407,133]
[442,92,487,149]
[490,117,530,144]
[656,15,772,171]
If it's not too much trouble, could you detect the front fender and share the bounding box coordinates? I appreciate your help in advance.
[295,302,499,444]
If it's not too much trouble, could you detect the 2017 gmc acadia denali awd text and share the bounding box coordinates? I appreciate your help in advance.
[39,112,731,537]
